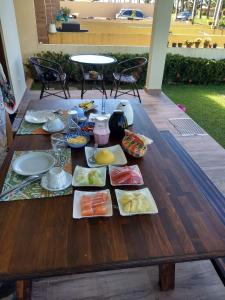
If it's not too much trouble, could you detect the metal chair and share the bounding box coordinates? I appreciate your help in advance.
[77,63,107,99]
[29,57,70,100]
[110,57,147,103]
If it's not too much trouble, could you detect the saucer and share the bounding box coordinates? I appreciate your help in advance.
[25,110,55,124]
[41,172,72,191]
[42,123,65,133]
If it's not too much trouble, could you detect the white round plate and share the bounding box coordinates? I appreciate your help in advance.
[42,123,65,133]
[12,152,55,176]
[25,111,55,124]
[41,173,72,191]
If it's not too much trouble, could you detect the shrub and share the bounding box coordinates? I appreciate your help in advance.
[164,54,225,84]
[25,51,225,86]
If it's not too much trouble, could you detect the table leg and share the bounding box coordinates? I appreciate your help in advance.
[159,263,175,291]
[16,280,32,300]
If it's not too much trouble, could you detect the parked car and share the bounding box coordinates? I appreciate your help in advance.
[116,9,147,20]
[176,11,192,21]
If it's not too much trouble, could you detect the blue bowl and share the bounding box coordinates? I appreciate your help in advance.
[65,131,90,148]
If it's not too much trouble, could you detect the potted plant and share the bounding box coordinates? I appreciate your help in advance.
[212,42,217,48]
[178,42,183,47]
[194,38,202,48]
[60,7,71,22]
[185,40,194,48]
[203,38,212,48]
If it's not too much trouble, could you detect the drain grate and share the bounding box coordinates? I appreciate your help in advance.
[169,118,207,136]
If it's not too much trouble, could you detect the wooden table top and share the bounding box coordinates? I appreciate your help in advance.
[0,99,224,281]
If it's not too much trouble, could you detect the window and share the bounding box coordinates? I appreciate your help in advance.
[136,11,144,18]
[122,10,132,17]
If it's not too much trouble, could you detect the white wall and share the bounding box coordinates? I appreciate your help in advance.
[167,47,225,60]
[0,0,26,112]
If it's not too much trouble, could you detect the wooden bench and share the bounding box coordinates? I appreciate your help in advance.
[160,130,225,286]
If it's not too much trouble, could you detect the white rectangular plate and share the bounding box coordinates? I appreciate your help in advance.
[73,189,113,219]
[85,145,127,168]
[72,165,106,187]
[115,188,158,216]
[109,165,144,186]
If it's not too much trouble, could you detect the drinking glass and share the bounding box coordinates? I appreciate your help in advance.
[51,133,67,166]
[67,110,78,131]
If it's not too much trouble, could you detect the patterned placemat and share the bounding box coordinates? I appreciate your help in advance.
[0,149,73,201]
[16,110,69,135]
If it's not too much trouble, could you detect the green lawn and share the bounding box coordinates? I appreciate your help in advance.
[193,16,213,25]
[162,84,225,149]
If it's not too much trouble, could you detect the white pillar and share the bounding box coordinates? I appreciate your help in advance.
[145,0,174,95]
[214,0,223,27]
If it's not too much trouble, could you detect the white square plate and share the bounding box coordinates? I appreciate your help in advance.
[115,188,158,216]
[85,145,127,168]
[109,165,144,186]
[72,165,106,187]
[73,189,113,219]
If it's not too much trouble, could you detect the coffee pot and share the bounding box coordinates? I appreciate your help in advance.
[116,100,133,126]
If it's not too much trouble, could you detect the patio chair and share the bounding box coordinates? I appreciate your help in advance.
[110,57,147,103]
[29,57,70,100]
[75,62,107,99]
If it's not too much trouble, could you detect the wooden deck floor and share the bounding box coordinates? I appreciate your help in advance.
[12,89,225,299]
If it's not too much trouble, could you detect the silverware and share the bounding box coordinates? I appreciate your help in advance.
[0,175,41,200]
[88,143,98,164]
[67,119,81,132]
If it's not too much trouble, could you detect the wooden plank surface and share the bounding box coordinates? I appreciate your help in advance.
[32,261,225,300]
[0,98,224,283]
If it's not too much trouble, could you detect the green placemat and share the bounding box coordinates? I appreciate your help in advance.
[17,111,69,135]
[0,149,73,201]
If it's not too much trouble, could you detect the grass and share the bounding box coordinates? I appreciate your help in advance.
[193,16,213,25]
[162,84,225,149]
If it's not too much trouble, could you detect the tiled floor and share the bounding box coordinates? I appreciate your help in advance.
[4,88,225,299]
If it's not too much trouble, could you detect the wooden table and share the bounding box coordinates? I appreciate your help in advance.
[0,99,225,298]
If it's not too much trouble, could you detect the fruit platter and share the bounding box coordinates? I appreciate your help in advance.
[79,100,97,112]
[109,165,144,186]
[85,145,127,167]
[73,190,113,218]
[72,165,106,187]
[115,188,158,216]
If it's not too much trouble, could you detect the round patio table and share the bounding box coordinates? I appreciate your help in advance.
[70,54,116,65]
[70,55,117,98]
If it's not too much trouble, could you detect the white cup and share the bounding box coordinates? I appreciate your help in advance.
[46,167,68,189]
[46,116,64,132]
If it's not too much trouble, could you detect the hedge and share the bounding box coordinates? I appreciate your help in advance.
[25,52,225,85]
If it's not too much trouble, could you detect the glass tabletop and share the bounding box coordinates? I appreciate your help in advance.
[70,54,116,65]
